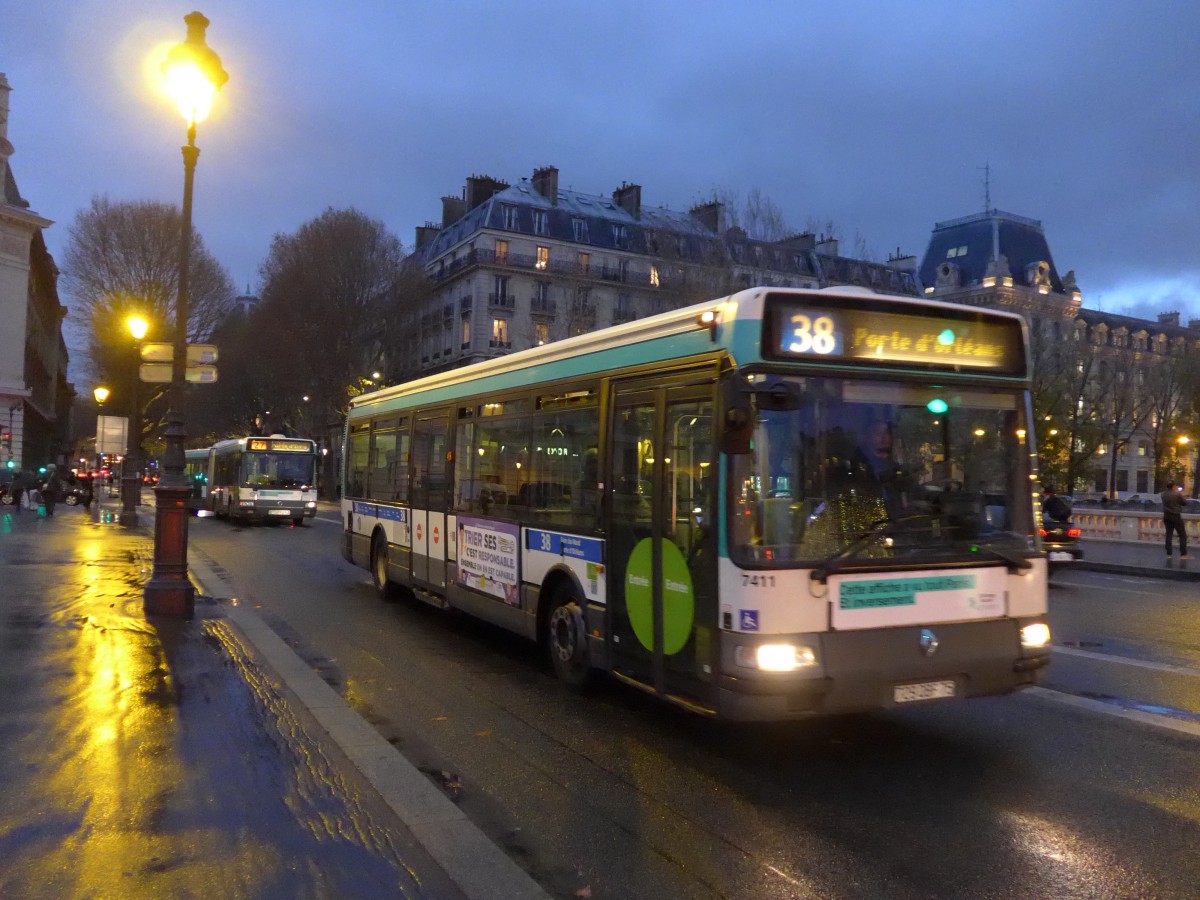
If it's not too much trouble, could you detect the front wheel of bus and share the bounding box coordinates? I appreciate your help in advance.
[371,533,396,601]
[546,585,591,688]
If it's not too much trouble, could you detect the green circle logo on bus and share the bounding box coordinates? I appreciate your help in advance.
[625,538,695,655]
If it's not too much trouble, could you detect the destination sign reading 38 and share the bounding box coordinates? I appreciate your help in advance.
[769,298,1024,374]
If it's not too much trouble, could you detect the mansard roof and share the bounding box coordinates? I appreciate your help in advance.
[418,180,722,265]
[918,209,1063,294]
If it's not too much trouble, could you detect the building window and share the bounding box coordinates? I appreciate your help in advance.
[534,281,550,302]
[503,205,519,230]
[534,322,549,345]
[462,315,471,347]
[1137,442,1147,457]
[536,245,549,270]
[495,238,508,262]
[491,318,509,348]
[613,224,628,249]
[533,210,549,236]
[650,265,660,287]
[1136,470,1149,493]
[577,251,590,273]
[572,218,589,242]
[619,258,630,282]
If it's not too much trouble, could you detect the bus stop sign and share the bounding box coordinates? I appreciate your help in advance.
[141,343,219,365]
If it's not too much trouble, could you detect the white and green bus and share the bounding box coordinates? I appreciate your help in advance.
[341,286,1051,720]
[206,435,319,525]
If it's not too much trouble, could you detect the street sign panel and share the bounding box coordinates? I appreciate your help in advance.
[96,415,128,455]
[140,343,219,364]
[140,363,219,383]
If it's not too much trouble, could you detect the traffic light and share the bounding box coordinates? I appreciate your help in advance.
[0,430,9,449]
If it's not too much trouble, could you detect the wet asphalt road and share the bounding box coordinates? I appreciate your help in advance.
[189,511,1200,899]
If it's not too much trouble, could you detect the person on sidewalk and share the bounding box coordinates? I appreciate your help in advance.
[1160,480,1189,559]
[41,464,62,517]
[8,470,27,513]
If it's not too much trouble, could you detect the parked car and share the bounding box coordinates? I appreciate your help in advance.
[1041,489,1082,566]
[55,473,94,507]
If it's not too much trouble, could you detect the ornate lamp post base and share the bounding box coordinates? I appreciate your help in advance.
[143,414,194,618]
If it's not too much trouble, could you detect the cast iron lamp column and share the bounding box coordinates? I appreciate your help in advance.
[144,11,227,618]
[92,386,110,521]
[120,315,148,526]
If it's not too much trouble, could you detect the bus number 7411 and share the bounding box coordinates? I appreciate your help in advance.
[742,574,777,587]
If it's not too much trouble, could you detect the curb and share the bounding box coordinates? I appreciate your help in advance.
[186,556,550,900]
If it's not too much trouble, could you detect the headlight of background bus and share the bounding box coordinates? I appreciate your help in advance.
[1020,622,1051,649]
[735,643,817,671]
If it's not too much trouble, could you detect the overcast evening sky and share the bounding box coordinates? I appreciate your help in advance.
[5,0,1199,379]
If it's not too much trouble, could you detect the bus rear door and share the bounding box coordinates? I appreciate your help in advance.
[411,412,450,589]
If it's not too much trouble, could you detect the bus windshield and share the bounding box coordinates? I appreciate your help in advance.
[729,374,1034,568]
[241,452,315,489]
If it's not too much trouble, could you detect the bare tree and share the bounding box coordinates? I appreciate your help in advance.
[255,207,406,430]
[714,187,792,241]
[60,195,235,442]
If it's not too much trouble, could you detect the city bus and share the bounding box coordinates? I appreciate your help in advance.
[341,286,1051,721]
[184,447,209,510]
[206,435,319,525]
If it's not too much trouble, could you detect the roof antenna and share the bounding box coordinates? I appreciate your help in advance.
[978,162,992,214]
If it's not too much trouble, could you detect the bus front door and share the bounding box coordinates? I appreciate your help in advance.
[607,377,717,709]
[410,413,450,589]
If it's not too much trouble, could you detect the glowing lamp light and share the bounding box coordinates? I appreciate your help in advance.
[161,12,228,125]
[936,328,955,346]
[94,386,111,405]
[128,316,149,340]
[926,398,949,414]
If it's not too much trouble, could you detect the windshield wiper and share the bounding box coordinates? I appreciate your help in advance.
[810,514,1034,583]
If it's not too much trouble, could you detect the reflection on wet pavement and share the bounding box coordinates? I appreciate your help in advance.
[0,511,436,897]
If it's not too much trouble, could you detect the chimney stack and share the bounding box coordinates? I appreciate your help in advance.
[441,194,467,226]
[613,182,641,218]
[689,200,726,234]
[0,73,13,196]
[1158,311,1181,327]
[464,174,509,210]
[532,166,559,205]
[415,223,441,250]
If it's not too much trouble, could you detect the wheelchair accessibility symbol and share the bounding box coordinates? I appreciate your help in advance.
[740,610,759,631]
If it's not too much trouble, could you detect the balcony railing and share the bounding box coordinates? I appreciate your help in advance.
[530,297,557,315]
[488,293,515,309]
[488,339,512,350]
[432,247,666,287]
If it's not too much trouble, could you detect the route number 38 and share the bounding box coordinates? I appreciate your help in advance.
[786,315,837,354]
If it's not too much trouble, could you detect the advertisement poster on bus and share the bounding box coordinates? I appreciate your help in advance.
[457,517,520,605]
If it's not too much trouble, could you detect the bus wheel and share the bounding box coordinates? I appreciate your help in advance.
[292,517,305,527]
[546,584,591,688]
[371,533,396,601]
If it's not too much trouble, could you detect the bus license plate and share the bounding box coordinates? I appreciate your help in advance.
[1048,551,1073,561]
[269,509,291,516]
[894,680,956,703]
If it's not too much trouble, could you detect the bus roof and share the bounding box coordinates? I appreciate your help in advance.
[349,286,1030,417]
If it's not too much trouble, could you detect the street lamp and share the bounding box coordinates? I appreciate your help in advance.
[93,386,110,517]
[120,315,149,526]
[145,11,227,619]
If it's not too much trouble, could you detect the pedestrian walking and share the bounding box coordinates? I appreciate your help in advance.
[42,464,63,517]
[1160,480,1189,559]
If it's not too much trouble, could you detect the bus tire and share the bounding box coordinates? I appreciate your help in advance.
[545,583,591,688]
[371,532,397,601]
[292,517,305,527]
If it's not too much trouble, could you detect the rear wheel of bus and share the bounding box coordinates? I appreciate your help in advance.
[371,531,398,601]
[545,582,591,688]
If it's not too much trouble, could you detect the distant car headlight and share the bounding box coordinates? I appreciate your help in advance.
[1021,622,1051,649]
[735,643,817,671]
[305,501,317,508]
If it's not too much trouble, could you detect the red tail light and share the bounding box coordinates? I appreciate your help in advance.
[1067,528,1081,538]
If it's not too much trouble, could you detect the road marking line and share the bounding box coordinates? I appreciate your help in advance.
[1024,687,1200,737]
[1053,645,1200,677]
[1051,578,1170,597]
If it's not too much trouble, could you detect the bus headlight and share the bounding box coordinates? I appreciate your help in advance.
[735,643,817,671]
[306,501,317,508]
[1020,622,1051,649]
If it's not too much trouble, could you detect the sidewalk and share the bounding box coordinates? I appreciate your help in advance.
[1076,539,1200,581]
[0,495,546,899]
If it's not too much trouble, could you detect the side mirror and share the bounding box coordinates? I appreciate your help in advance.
[720,374,753,455]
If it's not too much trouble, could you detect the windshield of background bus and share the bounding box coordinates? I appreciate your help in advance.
[729,375,1033,565]
[242,452,316,489]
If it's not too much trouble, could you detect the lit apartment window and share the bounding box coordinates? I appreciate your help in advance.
[534,322,549,345]
[533,210,549,236]
[495,239,508,262]
[650,265,660,287]
[503,205,519,230]
[577,251,590,272]
[536,246,549,270]
[462,315,471,346]
[492,318,508,343]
